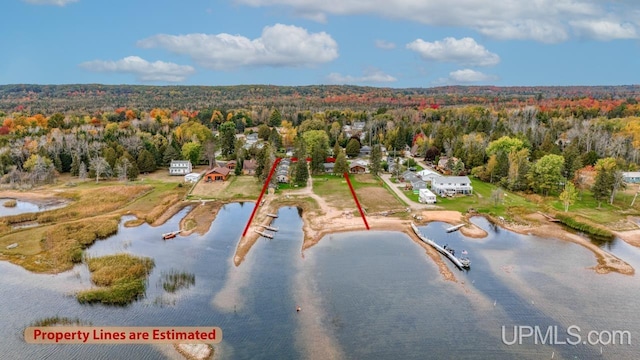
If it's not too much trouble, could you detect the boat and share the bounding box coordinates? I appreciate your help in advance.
[411,223,470,269]
[162,230,181,240]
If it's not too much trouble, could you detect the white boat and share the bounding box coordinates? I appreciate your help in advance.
[411,223,470,269]
[446,224,465,233]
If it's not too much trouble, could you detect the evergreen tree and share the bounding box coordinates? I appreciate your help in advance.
[70,154,80,176]
[269,109,282,127]
[333,142,342,157]
[345,138,361,158]
[369,144,382,176]
[137,149,156,173]
[310,144,327,175]
[333,150,348,175]
[269,128,282,149]
[294,156,309,185]
[219,121,237,157]
[163,144,181,166]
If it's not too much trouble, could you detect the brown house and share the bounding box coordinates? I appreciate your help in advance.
[226,160,237,170]
[204,167,231,181]
[349,163,367,174]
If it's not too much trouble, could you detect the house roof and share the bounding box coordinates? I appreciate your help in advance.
[433,176,471,184]
[243,159,257,170]
[419,188,436,197]
[324,163,335,169]
[349,163,366,169]
[623,172,640,177]
[170,160,191,166]
[206,167,231,176]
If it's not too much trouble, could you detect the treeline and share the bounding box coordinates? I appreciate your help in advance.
[0,92,638,209]
[2,84,640,114]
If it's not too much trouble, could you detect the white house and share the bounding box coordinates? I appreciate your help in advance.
[431,176,473,197]
[184,173,201,183]
[419,188,437,204]
[169,160,192,175]
[417,169,440,182]
[623,172,640,184]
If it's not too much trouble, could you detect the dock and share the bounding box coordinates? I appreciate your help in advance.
[446,224,465,233]
[258,224,279,231]
[266,213,278,218]
[411,223,470,269]
[254,229,274,239]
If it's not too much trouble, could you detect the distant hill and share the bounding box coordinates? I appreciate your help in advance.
[1,84,639,113]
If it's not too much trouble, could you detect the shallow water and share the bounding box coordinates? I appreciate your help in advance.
[1,207,639,359]
[0,198,55,217]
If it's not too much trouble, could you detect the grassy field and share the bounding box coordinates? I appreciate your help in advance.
[189,175,262,200]
[77,253,154,305]
[312,174,405,212]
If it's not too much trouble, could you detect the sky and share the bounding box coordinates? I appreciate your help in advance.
[1,0,640,87]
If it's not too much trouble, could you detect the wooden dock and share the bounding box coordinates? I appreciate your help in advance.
[258,224,279,231]
[446,224,465,233]
[254,229,274,239]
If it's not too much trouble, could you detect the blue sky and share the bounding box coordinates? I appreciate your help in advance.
[2,0,640,87]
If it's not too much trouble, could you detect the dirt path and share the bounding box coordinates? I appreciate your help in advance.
[379,174,422,211]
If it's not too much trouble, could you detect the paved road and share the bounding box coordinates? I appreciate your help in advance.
[380,173,424,211]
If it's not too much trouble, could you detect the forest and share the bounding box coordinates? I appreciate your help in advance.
[1,84,639,214]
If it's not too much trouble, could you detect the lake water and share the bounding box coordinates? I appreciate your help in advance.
[1,205,639,359]
[0,198,63,217]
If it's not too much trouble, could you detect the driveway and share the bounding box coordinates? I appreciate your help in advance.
[379,174,424,211]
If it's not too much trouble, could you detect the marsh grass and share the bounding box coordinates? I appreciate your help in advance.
[77,253,154,305]
[30,316,91,327]
[159,270,195,293]
[3,199,17,207]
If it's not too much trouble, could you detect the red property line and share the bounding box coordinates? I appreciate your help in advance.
[242,157,282,237]
[343,172,370,230]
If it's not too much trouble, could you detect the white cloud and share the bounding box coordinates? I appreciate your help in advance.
[23,0,78,5]
[234,0,639,42]
[570,20,638,41]
[446,69,497,84]
[326,68,397,84]
[375,40,396,50]
[406,37,499,66]
[138,24,338,70]
[79,56,195,82]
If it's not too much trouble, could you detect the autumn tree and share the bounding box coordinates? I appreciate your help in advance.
[592,157,624,206]
[527,154,565,196]
[506,149,531,191]
[181,142,202,166]
[302,130,329,156]
[559,181,578,212]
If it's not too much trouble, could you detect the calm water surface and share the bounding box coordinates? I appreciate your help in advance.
[1,206,639,360]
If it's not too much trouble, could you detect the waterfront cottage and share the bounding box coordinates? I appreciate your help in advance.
[169,160,192,176]
[419,188,437,204]
[204,167,231,181]
[431,176,473,196]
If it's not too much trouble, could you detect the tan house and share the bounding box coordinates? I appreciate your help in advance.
[243,159,257,175]
[204,167,231,181]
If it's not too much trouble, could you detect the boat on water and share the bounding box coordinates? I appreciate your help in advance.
[411,223,470,269]
[162,230,181,240]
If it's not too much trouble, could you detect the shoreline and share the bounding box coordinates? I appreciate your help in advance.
[230,194,635,278]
